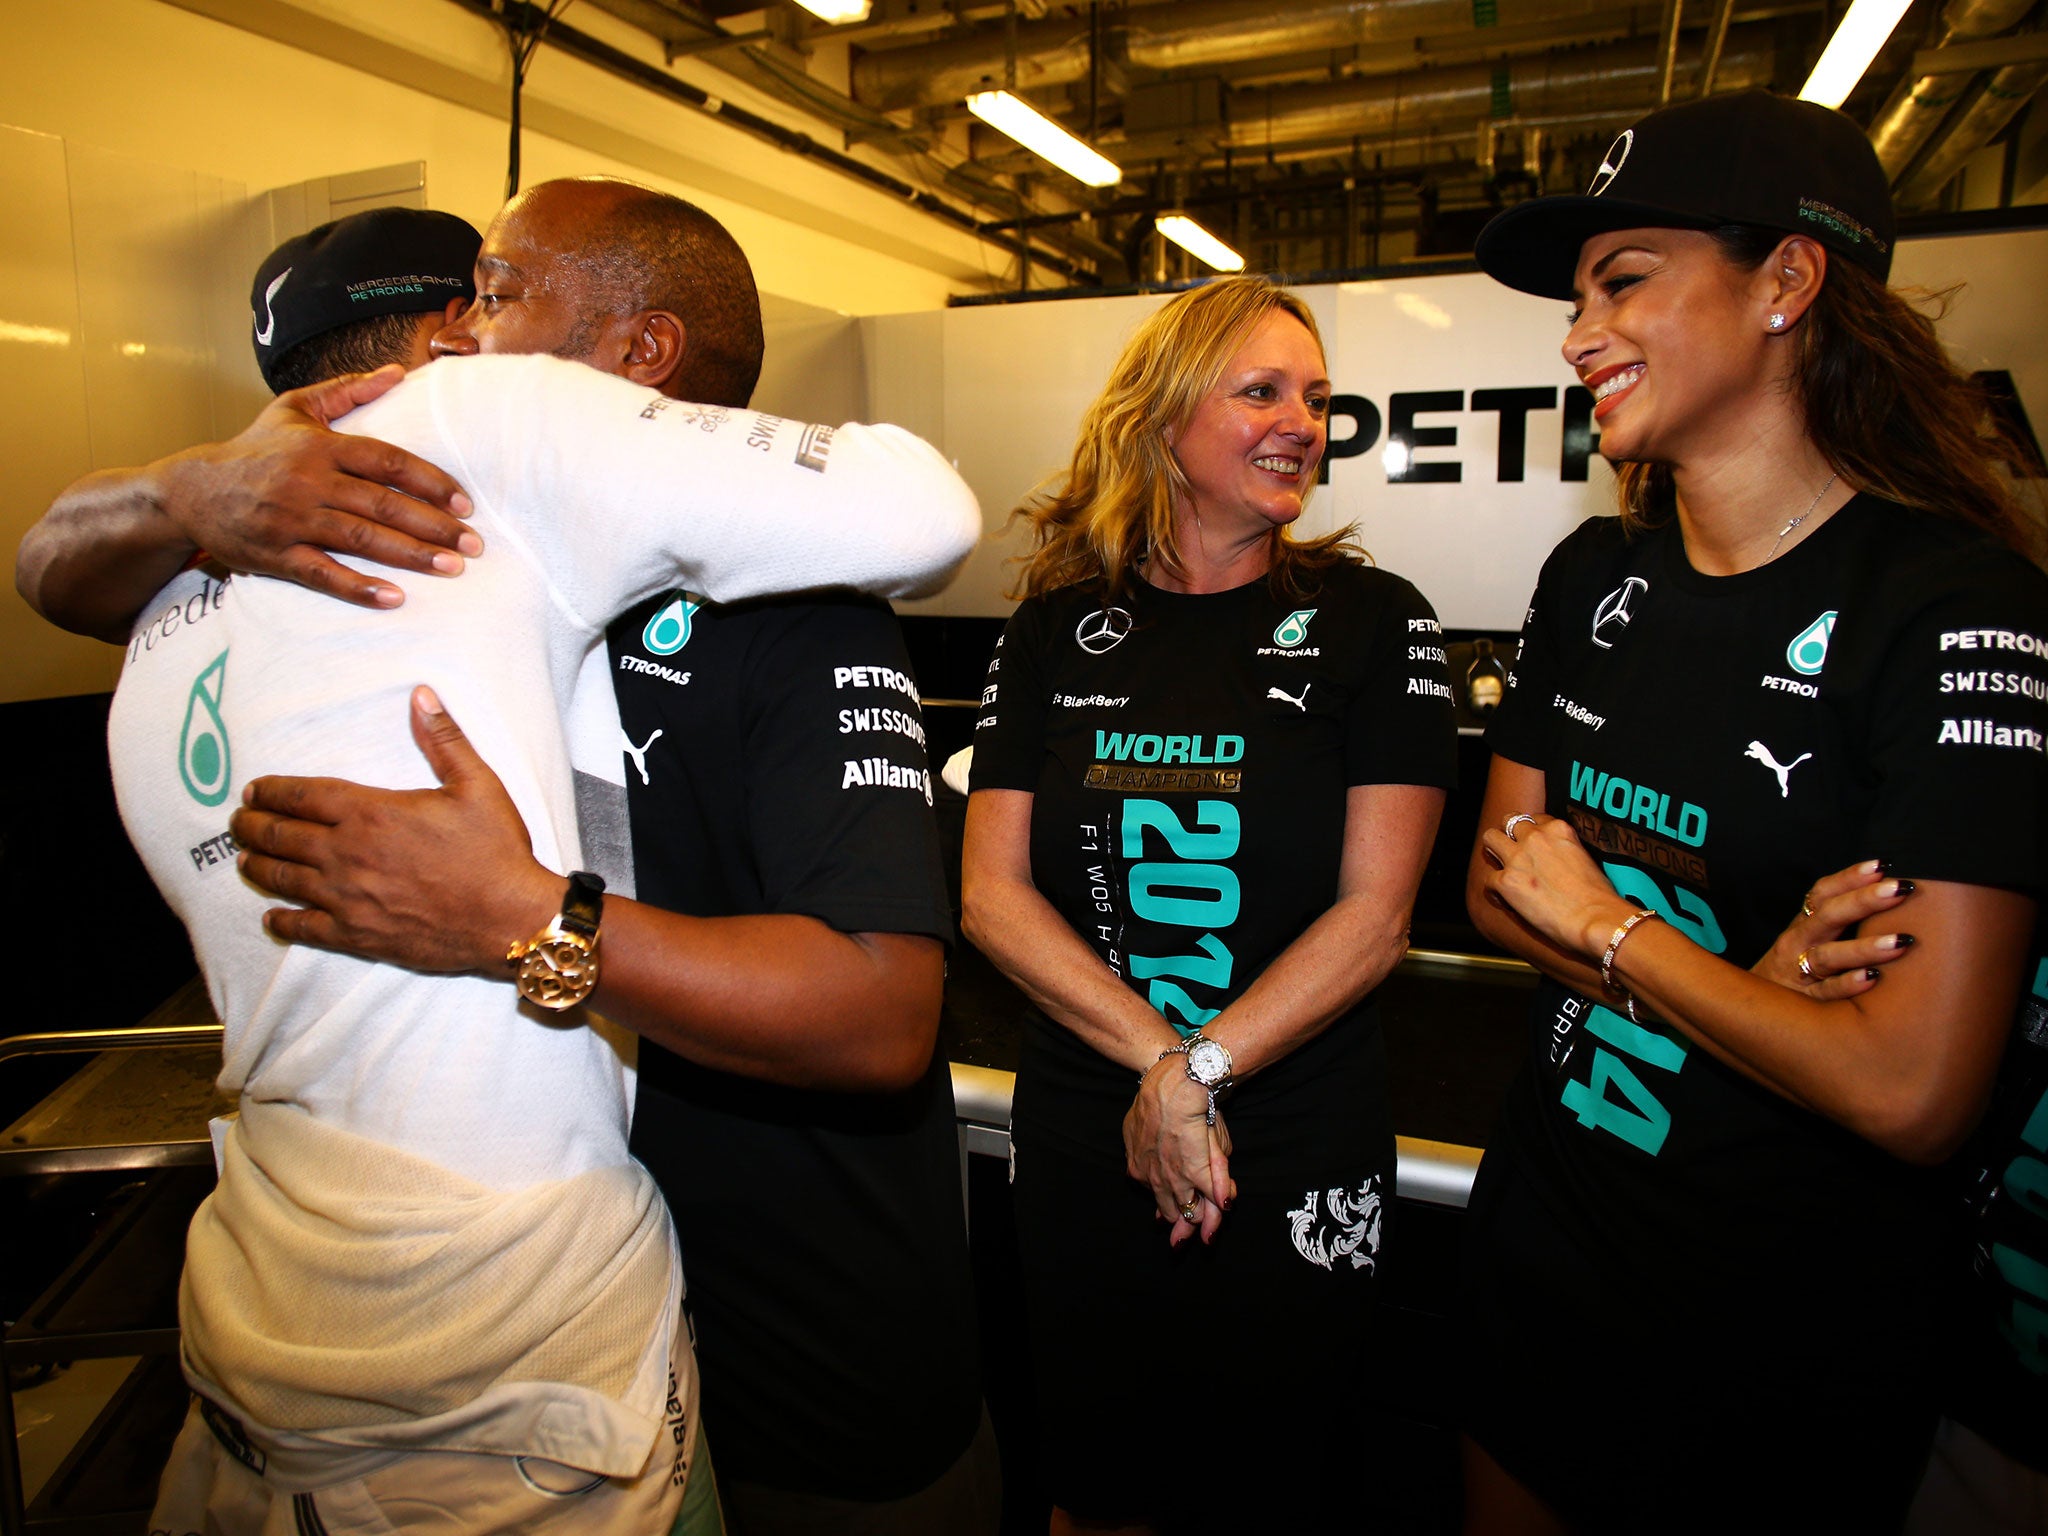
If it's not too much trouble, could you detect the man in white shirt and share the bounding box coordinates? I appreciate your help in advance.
[45,189,976,1533]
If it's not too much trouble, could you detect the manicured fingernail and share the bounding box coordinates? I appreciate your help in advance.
[1874,860,1893,875]
[416,686,445,716]
[431,552,462,574]
[451,493,473,517]
[1888,933,1916,950]
[1865,968,1882,981]
[372,585,402,608]
[1887,878,1916,897]
[457,530,483,556]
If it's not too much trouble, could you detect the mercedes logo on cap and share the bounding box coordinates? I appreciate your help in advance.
[1588,130,1633,197]
[1075,607,1135,655]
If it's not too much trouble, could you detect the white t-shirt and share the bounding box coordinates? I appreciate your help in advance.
[110,352,976,1188]
[104,354,976,1466]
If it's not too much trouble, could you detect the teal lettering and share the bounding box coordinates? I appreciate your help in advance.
[1654,793,1679,839]
[1129,863,1240,927]
[1678,801,1707,846]
[1569,761,1601,803]
[1096,730,1135,760]
[2004,1154,2048,1223]
[1630,784,1658,825]
[2033,957,2048,1002]
[1162,735,1190,764]
[1585,1004,1687,1073]
[1561,1047,1672,1155]
[1190,737,1215,764]
[1148,979,1222,1033]
[2022,1088,2048,1153]
[1215,735,1244,762]
[1134,735,1162,763]
[1602,777,1632,818]
[1122,800,1240,861]
[1129,934,1233,990]
[1604,862,1726,954]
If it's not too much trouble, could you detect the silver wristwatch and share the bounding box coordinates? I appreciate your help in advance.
[1161,1033,1235,1125]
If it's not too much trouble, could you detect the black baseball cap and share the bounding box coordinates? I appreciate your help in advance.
[250,207,481,391]
[1473,92,1894,301]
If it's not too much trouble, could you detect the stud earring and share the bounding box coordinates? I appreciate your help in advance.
[1768,313,1787,331]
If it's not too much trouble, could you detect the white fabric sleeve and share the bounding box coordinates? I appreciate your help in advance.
[395,353,979,631]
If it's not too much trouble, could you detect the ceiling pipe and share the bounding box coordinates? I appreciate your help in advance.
[1895,53,2048,204]
[1865,0,2038,179]
[1656,0,1687,102]
[1189,30,1777,157]
[851,0,1632,110]
[1697,0,1739,92]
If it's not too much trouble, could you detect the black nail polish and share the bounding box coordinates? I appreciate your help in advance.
[1893,933,1916,949]
[1893,878,1917,895]
[1875,860,1894,875]
[1865,968,1883,981]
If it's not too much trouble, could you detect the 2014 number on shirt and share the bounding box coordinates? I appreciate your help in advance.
[1122,798,1241,1034]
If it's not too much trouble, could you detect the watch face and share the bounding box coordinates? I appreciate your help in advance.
[1186,1038,1231,1087]
[519,934,598,1010]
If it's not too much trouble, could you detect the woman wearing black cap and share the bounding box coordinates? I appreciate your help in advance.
[1457,90,2047,1531]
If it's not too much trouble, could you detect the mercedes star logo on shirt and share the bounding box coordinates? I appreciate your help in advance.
[1590,577,1648,650]
[1075,607,1135,655]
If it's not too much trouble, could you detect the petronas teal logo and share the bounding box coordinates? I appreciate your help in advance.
[1786,611,1837,676]
[179,651,231,806]
[642,594,702,656]
[1273,609,1318,648]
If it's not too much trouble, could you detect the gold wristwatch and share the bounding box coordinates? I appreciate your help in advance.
[507,870,605,1011]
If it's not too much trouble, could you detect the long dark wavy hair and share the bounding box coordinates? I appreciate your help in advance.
[1614,226,2041,562]
[1010,276,1367,602]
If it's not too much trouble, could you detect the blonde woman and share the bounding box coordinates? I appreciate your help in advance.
[962,277,1456,1532]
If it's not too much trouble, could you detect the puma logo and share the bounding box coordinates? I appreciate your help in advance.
[623,727,663,786]
[1744,739,1812,798]
[254,267,290,346]
[1267,684,1310,712]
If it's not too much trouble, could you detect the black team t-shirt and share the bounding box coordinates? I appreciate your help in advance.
[1480,498,2048,1389]
[608,589,979,1502]
[970,563,1457,1146]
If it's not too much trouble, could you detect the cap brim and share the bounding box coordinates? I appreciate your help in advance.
[1474,196,1719,301]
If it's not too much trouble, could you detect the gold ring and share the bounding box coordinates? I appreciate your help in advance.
[1179,1198,1201,1222]
[1801,893,1816,918]
[1503,814,1538,841]
[1797,949,1818,982]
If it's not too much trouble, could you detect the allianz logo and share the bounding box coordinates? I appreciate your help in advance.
[1095,730,1245,764]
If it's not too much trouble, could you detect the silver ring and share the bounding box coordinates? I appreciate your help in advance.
[1797,949,1818,982]
[1179,1198,1200,1223]
[1503,814,1538,841]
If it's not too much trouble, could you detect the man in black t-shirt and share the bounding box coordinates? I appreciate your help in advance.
[608,590,987,1526]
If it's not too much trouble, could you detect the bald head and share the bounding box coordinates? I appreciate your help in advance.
[438,177,765,408]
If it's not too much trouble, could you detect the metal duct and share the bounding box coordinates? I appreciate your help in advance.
[1895,57,2048,204]
[852,0,1629,111]
[1188,30,1776,157]
[1865,0,2037,178]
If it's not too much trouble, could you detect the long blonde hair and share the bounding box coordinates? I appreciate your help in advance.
[1011,276,1366,601]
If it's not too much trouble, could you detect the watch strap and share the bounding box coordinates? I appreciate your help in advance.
[559,869,605,940]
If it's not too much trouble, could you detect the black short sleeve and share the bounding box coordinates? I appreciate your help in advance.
[1348,573,1459,787]
[1855,547,2048,893]
[736,599,955,939]
[969,599,1053,793]
[1486,528,1583,770]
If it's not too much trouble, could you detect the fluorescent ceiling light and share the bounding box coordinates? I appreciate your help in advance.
[1156,214,1245,272]
[1799,0,1914,107]
[965,90,1122,187]
[792,0,872,20]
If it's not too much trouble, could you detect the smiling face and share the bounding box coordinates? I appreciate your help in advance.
[431,183,630,369]
[1563,226,1782,467]
[1169,309,1331,543]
